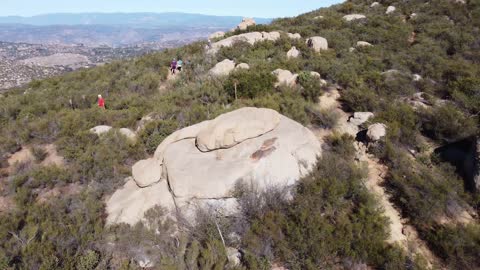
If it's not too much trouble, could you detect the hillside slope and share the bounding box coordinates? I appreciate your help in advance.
[0,0,479,269]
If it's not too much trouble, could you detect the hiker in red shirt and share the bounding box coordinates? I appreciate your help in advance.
[98,94,105,109]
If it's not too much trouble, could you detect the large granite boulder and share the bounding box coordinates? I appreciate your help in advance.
[209,59,236,76]
[106,107,322,226]
[306,36,328,52]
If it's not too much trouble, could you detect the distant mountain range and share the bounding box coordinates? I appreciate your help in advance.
[0,12,272,28]
[0,12,272,47]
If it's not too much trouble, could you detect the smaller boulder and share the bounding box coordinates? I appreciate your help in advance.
[262,31,280,41]
[209,31,225,40]
[306,36,328,52]
[235,63,250,70]
[349,112,374,126]
[386,6,396,14]
[412,74,422,81]
[287,46,300,59]
[226,247,241,266]
[209,59,236,76]
[314,15,324,19]
[349,47,356,52]
[237,18,256,30]
[343,14,366,22]
[90,125,112,135]
[287,33,302,39]
[367,123,387,141]
[410,13,418,19]
[272,69,298,87]
[370,2,380,7]
[309,71,327,86]
[119,128,136,141]
[356,41,372,47]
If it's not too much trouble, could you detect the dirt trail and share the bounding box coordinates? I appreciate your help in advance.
[159,70,180,93]
[313,88,442,269]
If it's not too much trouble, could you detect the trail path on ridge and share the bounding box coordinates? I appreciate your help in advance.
[310,88,443,269]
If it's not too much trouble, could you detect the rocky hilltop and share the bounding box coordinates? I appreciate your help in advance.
[0,0,479,269]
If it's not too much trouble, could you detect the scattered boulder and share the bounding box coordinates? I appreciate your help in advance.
[209,59,236,76]
[314,15,324,19]
[136,114,155,132]
[226,247,241,266]
[107,108,322,226]
[209,31,225,40]
[235,63,250,70]
[370,2,380,7]
[287,33,302,39]
[309,71,327,86]
[412,74,422,81]
[196,107,281,152]
[306,36,328,52]
[356,41,372,47]
[386,6,396,14]
[119,128,136,141]
[343,14,367,22]
[237,18,256,31]
[349,112,374,126]
[410,13,418,19]
[367,123,387,142]
[90,125,112,135]
[272,69,298,87]
[287,46,300,59]
[349,47,356,52]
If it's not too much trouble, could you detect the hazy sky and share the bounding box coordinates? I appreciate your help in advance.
[1,0,342,18]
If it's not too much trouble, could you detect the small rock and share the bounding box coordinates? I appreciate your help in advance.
[226,247,241,266]
[287,33,302,39]
[119,128,136,141]
[287,46,300,59]
[90,125,112,135]
[350,112,374,126]
[412,74,422,81]
[370,2,380,7]
[356,41,372,47]
[235,63,250,70]
[314,15,324,19]
[272,69,298,87]
[367,123,387,141]
[386,6,396,14]
[349,47,356,52]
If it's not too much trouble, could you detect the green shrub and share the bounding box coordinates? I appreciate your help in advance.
[297,71,323,102]
[224,69,276,100]
[139,120,178,155]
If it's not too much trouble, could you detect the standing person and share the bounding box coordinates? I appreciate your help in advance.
[177,59,183,72]
[98,94,105,109]
[170,58,177,75]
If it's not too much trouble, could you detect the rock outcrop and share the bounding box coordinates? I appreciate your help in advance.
[209,31,225,40]
[349,112,374,126]
[237,18,256,31]
[306,36,328,52]
[287,46,300,58]
[343,14,367,22]
[207,32,280,54]
[106,107,322,226]
[209,59,236,76]
[119,128,136,141]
